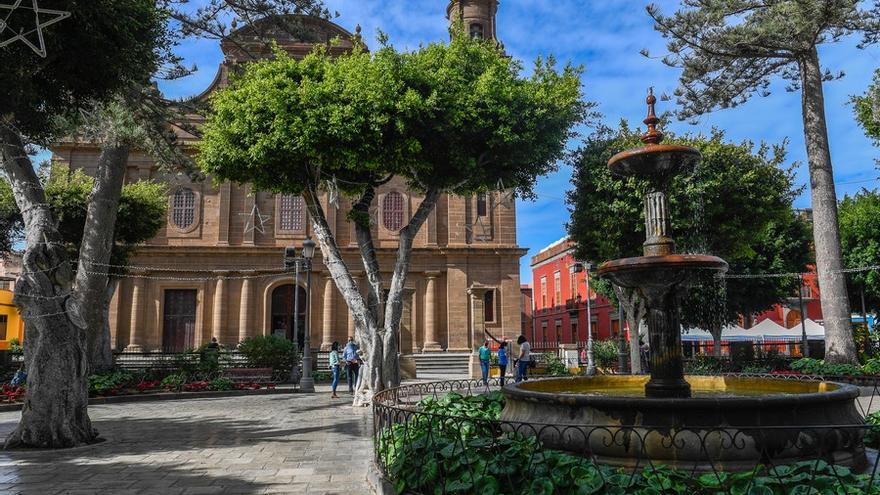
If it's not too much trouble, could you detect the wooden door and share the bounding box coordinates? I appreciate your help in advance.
[163,289,197,352]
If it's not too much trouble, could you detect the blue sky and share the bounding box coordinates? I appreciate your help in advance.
[158,0,880,285]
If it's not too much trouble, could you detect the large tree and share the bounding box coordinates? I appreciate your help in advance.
[645,0,880,364]
[838,189,880,316]
[0,166,167,369]
[568,124,812,360]
[199,33,586,397]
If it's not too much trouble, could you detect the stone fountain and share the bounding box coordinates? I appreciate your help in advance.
[501,91,866,471]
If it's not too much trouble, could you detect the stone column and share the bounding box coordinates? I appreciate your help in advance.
[212,276,227,342]
[467,286,490,379]
[321,274,335,350]
[126,277,145,352]
[238,277,252,344]
[423,272,442,352]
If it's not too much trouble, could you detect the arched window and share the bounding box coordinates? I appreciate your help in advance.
[469,23,484,39]
[382,191,405,231]
[171,188,196,230]
[279,195,305,231]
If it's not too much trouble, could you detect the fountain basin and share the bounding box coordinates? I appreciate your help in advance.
[608,144,701,180]
[598,254,728,289]
[501,376,866,472]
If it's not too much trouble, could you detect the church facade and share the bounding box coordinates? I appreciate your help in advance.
[50,1,525,359]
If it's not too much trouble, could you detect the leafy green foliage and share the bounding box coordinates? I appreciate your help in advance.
[237,335,297,379]
[866,411,880,448]
[208,377,234,391]
[853,69,880,146]
[160,372,187,390]
[592,339,621,369]
[1,0,168,141]
[199,34,587,200]
[543,354,570,376]
[88,371,134,396]
[839,190,880,313]
[0,166,167,264]
[380,392,879,495]
[789,358,864,376]
[567,125,811,330]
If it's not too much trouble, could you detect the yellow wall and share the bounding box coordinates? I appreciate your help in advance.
[0,290,23,350]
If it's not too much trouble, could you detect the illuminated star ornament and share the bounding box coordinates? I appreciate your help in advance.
[240,204,271,234]
[0,0,70,58]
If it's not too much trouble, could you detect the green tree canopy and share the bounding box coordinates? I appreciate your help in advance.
[1,0,167,141]
[567,124,812,335]
[839,189,880,313]
[199,32,587,392]
[0,166,167,266]
[853,69,880,146]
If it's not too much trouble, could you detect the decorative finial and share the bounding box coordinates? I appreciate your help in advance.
[354,24,362,40]
[642,87,663,145]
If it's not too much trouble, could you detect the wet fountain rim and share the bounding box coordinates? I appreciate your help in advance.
[607,143,701,179]
[597,254,728,277]
[503,376,860,410]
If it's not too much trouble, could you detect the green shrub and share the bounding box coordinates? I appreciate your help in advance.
[684,355,727,374]
[312,370,333,382]
[208,377,233,391]
[866,411,880,448]
[789,357,825,375]
[592,340,620,369]
[543,354,569,376]
[741,365,770,374]
[823,363,862,376]
[161,372,186,390]
[863,358,880,375]
[8,338,22,355]
[89,371,133,396]
[237,335,298,379]
[380,392,880,495]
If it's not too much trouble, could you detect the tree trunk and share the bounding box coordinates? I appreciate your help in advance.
[614,285,644,374]
[0,127,97,448]
[88,279,118,373]
[77,143,130,373]
[798,47,856,364]
[381,188,441,389]
[711,328,722,358]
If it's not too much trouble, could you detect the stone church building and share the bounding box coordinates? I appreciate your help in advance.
[50,1,524,362]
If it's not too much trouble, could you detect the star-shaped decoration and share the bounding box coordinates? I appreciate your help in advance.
[0,0,70,58]
[239,204,271,234]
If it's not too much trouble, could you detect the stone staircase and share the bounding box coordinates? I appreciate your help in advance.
[412,352,472,380]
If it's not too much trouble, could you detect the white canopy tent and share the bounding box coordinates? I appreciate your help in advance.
[679,319,825,342]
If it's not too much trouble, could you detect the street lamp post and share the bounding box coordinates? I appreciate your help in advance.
[284,238,317,392]
[574,262,596,376]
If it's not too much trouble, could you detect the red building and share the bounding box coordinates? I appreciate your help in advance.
[753,269,823,328]
[530,238,618,350]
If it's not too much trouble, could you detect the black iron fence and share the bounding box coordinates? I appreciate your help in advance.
[372,376,880,495]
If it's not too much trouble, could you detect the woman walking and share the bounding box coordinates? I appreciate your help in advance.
[515,335,531,383]
[478,340,491,387]
[498,341,509,387]
[329,341,341,398]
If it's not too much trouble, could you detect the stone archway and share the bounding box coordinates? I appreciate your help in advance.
[269,284,307,349]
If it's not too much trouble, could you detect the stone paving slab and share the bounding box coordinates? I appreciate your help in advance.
[0,386,372,495]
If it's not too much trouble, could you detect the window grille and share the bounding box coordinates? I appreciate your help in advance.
[382,192,405,231]
[171,188,196,230]
[279,195,305,231]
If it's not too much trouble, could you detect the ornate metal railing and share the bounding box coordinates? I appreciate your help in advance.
[372,376,880,495]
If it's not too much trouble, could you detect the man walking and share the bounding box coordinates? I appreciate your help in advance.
[343,336,360,394]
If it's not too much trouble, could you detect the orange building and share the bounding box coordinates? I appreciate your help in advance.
[0,286,24,351]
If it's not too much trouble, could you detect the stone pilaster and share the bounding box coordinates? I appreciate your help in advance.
[467,286,490,379]
[238,277,252,344]
[125,277,145,352]
[321,274,335,350]
[212,276,227,342]
[423,272,442,352]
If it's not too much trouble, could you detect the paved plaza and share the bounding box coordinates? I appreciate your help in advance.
[0,387,371,495]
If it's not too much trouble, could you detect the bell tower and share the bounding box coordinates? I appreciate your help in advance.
[446,0,499,42]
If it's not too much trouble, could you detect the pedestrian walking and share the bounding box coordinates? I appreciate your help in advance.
[328,341,341,398]
[343,336,360,393]
[478,340,491,387]
[515,335,531,383]
[498,341,509,387]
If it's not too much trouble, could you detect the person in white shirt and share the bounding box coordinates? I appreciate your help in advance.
[515,335,531,383]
